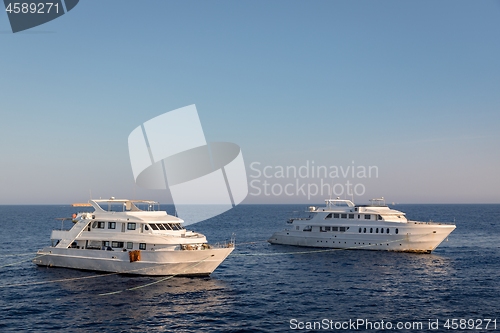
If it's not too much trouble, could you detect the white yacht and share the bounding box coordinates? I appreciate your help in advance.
[268,198,456,253]
[33,198,234,276]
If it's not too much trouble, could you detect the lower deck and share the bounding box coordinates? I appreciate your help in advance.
[33,246,234,276]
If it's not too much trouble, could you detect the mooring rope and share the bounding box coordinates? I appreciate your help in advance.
[0,270,120,289]
[0,253,47,269]
[0,252,36,257]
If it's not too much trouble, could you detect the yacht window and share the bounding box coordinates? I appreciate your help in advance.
[103,241,110,247]
[164,223,174,230]
[333,213,340,218]
[363,228,366,233]
[358,214,360,219]
[127,223,136,230]
[320,227,326,232]
[126,242,133,249]
[139,243,146,250]
[341,214,347,219]
[339,227,346,232]
[111,241,124,248]
[370,228,373,233]
[325,213,333,219]
[376,228,379,233]
[108,222,116,229]
[364,215,371,220]
[378,215,382,220]
[145,225,149,231]
[386,228,390,234]
[395,228,399,234]
[93,221,105,229]
[358,227,362,233]
[332,226,338,231]
[349,214,354,219]
[157,224,166,230]
[149,224,159,230]
[325,226,331,231]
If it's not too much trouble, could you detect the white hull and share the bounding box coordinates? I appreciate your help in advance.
[33,247,234,276]
[269,223,455,253]
[35,198,235,276]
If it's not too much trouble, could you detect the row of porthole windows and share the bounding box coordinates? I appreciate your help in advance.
[358,227,399,234]
[316,241,404,247]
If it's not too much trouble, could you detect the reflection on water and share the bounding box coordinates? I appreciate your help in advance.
[32,267,234,331]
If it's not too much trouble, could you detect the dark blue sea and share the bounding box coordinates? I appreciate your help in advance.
[0,204,498,332]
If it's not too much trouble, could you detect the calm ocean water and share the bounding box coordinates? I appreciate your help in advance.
[0,204,498,332]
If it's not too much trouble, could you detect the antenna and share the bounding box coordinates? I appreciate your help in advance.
[329,186,332,200]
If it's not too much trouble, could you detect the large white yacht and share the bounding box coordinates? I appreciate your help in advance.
[33,198,234,276]
[268,198,456,253]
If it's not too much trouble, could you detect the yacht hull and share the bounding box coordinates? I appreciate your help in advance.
[268,223,456,253]
[33,247,234,276]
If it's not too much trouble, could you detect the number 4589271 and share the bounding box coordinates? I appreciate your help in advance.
[443,318,496,330]
[5,2,59,14]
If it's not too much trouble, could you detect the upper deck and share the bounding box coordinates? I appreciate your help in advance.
[87,198,184,223]
[306,197,408,223]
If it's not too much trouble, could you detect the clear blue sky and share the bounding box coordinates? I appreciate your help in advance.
[1,0,499,204]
